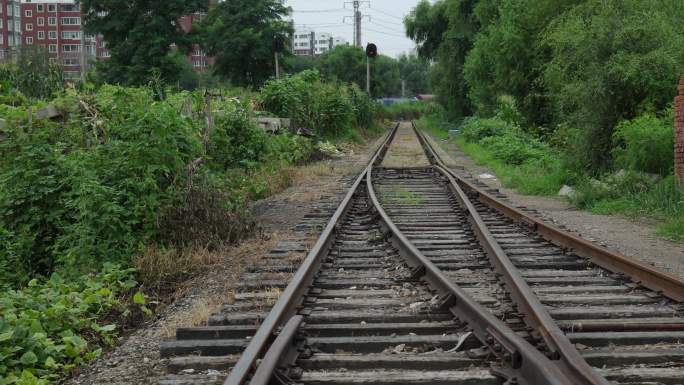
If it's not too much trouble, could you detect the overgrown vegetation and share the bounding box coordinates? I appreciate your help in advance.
[258,70,380,140]
[407,0,684,240]
[0,58,382,382]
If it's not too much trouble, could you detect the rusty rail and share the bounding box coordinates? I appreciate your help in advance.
[223,124,400,385]
[412,122,684,302]
[413,124,609,384]
[366,165,576,385]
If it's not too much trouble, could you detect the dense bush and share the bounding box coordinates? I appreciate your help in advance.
[611,112,674,176]
[258,70,377,138]
[459,116,510,142]
[0,264,144,384]
[209,100,267,169]
[0,82,334,289]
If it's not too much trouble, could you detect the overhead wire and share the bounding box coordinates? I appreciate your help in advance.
[367,7,405,21]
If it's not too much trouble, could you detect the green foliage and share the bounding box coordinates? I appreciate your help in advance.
[0,264,141,383]
[195,0,293,87]
[543,0,684,172]
[612,111,675,176]
[397,54,432,96]
[209,100,267,169]
[0,46,64,100]
[463,0,580,124]
[405,0,479,119]
[378,102,435,121]
[571,174,684,239]
[80,0,206,85]
[267,134,314,164]
[258,70,376,138]
[317,45,402,97]
[459,116,509,142]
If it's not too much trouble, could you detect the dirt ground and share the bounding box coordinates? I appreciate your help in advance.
[424,133,684,278]
[65,134,387,385]
[382,122,431,167]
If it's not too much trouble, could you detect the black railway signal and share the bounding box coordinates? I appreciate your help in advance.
[274,35,285,53]
[366,43,378,58]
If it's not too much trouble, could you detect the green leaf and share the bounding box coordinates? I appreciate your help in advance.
[100,324,116,332]
[132,292,146,305]
[19,351,38,365]
[0,332,13,342]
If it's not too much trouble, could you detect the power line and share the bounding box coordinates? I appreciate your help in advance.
[367,8,405,21]
[364,27,407,38]
[291,8,350,13]
[370,17,405,28]
[369,21,405,35]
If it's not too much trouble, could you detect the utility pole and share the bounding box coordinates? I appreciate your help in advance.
[344,1,370,48]
[354,1,361,47]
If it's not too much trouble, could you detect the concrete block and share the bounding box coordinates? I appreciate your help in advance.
[36,105,61,120]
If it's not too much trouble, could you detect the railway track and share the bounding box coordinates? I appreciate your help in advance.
[160,122,684,385]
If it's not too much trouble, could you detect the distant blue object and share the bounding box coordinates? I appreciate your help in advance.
[379,98,414,106]
[448,130,459,138]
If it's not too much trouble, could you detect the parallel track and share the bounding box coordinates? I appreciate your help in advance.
[160,123,684,385]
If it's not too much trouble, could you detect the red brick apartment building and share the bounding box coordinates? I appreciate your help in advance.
[178,12,214,72]
[1,0,212,79]
[0,0,22,60]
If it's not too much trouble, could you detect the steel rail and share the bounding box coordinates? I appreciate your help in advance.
[413,122,684,303]
[248,315,303,385]
[412,124,609,384]
[223,123,400,385]
[366,166,575,385]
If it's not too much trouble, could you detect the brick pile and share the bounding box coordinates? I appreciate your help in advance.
[675,75,684,185]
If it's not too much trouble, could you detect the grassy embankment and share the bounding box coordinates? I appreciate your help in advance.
[416,112,684,241]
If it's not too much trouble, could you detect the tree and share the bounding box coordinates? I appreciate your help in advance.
[463,0,582,125]
[80,0,206,86]
[397,54,431,96]
[317,45,401,97]
[284,55,318,75]
[543,0,684,172]
[405,0,481,118]
[195,0,293,87]
[14,46,63,99]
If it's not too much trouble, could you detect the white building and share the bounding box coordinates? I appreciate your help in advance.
[292,29,347,56]
[292,29,313,56]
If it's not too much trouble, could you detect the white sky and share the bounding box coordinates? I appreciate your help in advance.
[284,0,418,57]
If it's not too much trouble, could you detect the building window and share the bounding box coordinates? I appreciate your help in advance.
[48,5,57,12]
[61,17,81,26]
[62,31,81,40]
[26,37,33,45]
[25,10,32,18]
[14,20,19,31]
[62,58,79,66]
[48,31,57,39]
[38,31,45,40]
[48,44,57,53]
[62,44,81,52]
[49,57,57,64]
[0,34,3,45]
[37,5,44,12]
[99,50,111,58]
[61,5,80,12]
[0,19,3,29]
[26,24,33,32]
[37,17,44,26]
[14,5,19,15]
[48,17,56,26]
